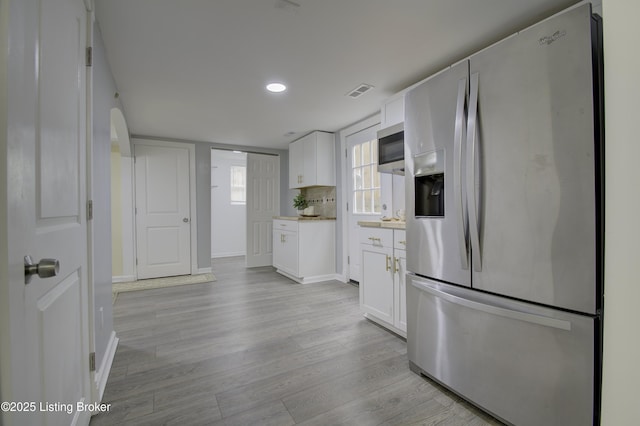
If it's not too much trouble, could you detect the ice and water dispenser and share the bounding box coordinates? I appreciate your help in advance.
[413,150,445,217]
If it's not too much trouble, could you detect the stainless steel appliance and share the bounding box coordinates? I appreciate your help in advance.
[405,5,603,426]
[377,122,404,174]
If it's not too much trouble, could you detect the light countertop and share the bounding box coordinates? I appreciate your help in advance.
[274,216,337,221]
[358,220,406,230]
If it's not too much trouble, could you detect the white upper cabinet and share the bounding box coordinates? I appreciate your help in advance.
[289,131,335,189]
[380,92,405,129]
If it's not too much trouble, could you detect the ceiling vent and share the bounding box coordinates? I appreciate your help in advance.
[346,83,374,99]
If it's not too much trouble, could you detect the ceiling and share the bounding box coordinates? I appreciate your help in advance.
[95,0,579,150]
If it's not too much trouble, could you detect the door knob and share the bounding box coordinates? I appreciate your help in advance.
[24,255,60,284]
[183,218,190,223]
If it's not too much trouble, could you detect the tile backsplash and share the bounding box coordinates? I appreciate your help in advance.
[300,186,336,217]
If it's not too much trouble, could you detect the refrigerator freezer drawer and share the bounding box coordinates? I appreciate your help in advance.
[407,274,596,426]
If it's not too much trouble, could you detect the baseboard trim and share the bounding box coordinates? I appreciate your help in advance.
[212,252,245,259]
[95,331,119,401]
[334,273,348,283]
[197,267,213,274]
[112,275,136,284]
[275,270,342,284]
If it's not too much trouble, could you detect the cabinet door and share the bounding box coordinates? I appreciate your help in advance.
[394,248,407,332]
[302,135,317,187]
[281,230,298,276]
[314,132,335,186]
[381,93,405,128]
[360,244,394,324]
[274,230,298,276]
[288,139,304,189]
[273,229,285,269]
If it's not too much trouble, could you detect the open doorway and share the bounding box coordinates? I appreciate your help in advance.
[211,149,247,260]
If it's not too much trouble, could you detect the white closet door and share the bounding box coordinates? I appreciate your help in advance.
[246,154,280,267]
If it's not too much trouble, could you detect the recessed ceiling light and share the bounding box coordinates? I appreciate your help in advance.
[266,82,287,93]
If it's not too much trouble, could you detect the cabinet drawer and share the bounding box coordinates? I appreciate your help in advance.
[394,230,407,250]
[359,227,393,247]
[274,219,298,233]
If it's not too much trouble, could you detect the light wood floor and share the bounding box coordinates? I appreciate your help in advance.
[90,257,502,426]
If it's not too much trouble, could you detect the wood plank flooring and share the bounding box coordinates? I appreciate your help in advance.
[90,257,502,425]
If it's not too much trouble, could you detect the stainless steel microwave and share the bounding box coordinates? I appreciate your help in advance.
[377,122,404,175]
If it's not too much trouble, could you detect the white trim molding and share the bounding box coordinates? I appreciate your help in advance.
[338,113,381,282]
[212,251,246,259]
[95,331,118,401]
[112,275,136,284]
[275,271,344,285]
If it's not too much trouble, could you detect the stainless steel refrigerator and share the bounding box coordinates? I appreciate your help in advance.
[404,4,603,426]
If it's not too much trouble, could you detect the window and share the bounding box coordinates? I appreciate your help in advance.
[230,165,246,204]
[352,139,381,214]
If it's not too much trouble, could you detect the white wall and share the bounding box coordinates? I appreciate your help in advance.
[211,149,247,258]
[91,22,122,371]
[111,145,123,276]
[600,0,640,424]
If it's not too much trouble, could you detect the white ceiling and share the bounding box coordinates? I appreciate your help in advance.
[95,0,579,150]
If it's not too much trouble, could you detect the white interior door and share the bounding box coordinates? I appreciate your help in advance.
[135,143,191,279]
[246,153,280,267]
[3,0,93,424]
[346,124,383,282]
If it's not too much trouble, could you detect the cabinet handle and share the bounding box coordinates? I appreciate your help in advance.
[394,257,399,273]
[368,237,381,242]
[386,255,391,272]
[399,240,406,245]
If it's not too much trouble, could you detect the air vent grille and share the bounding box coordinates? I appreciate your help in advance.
[346,83,373,98]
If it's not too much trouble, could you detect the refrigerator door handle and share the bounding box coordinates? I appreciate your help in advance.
[466,72,482,272]
[454,77,469,270]
[410,279,572,331]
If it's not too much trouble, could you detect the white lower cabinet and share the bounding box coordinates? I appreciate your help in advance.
[273,219,335,284]
[273,227,298,277]
[359,227,407,336]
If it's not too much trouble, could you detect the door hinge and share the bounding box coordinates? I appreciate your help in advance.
[346,202,349,212]
[87,200,93,220]
[345,148,347,158]
[347,255,350,265]
[85,46,93,67]
[89,352,96,371]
